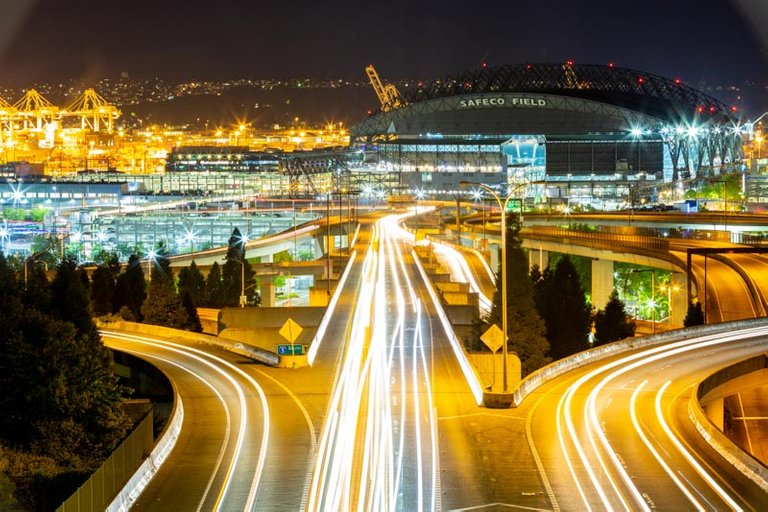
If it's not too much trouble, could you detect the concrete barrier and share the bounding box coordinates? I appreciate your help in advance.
[688,355,768,493]
[97,319,279,366]
[106,374,184,511]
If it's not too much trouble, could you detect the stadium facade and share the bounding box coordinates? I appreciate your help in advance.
[351,62,744,207]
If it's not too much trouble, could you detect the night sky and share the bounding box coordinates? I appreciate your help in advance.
[0,0,766,85]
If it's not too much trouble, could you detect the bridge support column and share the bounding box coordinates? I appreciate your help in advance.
[592,259,614,310]
[670,272,687,327]
[703,397,724,430]
[528,247,549,271]
[324,235,335,256]
[260,277,275,307]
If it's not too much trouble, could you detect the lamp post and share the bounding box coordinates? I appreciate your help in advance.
[146,249,156,283]
[658,281,680,324]
[460,180,527,393]
[326,190,332,299]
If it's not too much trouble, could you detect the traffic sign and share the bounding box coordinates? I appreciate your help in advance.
[480,324,505,353]
[277,344,305,356]
[279,318,303,344]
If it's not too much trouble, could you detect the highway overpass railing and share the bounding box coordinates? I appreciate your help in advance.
[523,226,672,261]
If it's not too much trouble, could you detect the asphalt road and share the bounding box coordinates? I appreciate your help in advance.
[103,331,315,511]
[525,325,768,511]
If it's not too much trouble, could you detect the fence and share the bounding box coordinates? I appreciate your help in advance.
[56,409,154,512]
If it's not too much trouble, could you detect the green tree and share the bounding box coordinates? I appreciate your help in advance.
[140,250,194,329]
[684,300,705,327]
[221,228,257,307]
[537,255,593,360]
[180,291,202,332]
[594,290,636,345]
[50,258,97,338]
[28,207,48,223]
[204,262,224,308]
[178,260,205,306]
[0,252,127,466]
[113,254,146,320]
[488,215,550,375]
[22,260,51,312]
[91,264,116,316]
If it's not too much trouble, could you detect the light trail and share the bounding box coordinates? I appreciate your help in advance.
[116,347,233,512]
[101,331,271,511]
[629,380,706,511]
[307,212,442,510]
[655,381,744,511]
[549,326,768,510]
[431,241,493,316]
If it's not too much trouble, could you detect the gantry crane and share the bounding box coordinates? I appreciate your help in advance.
[365,65,403,112]
[13,89,59,131]
[63,88,121,133]
[0,96,16,143]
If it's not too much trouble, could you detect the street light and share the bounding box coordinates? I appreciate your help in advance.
[658,281,680,324]
[146,249,156,283]
[459,180,527,393]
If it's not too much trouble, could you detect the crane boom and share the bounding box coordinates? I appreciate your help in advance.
[365,65,403,112]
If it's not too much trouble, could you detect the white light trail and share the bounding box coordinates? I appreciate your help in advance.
[551,326,768,510]
[101,331,271,511]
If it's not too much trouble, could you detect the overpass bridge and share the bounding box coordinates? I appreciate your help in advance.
[435,211,768,326]
[166,216,356,267]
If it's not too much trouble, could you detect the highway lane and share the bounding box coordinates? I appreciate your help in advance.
[103,331,314,511]
[527,325,768,511]
[307,212,486,510]
[671,250,758,323]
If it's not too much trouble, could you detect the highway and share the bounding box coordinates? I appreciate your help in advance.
[103,331,315,511]
[525,324,768,511]
[307,212,484,510]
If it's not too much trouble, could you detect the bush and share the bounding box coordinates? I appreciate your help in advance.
[119,305,137,322]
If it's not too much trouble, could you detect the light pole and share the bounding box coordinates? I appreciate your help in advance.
[232,258,248,308]
[146,249,156,283]
[460,180,527,393]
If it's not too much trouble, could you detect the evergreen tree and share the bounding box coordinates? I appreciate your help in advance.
[91,263,116,316]
[684,300,705,327]
[0,252,127,465]
[488,215,550,375]
[537,255,593,360]
[594,290,636,345]
[204,262,224,308]
[178,260,206,306]
[141,251,194,329]
[113,254,146,320]
[22,259,51,311]
[50,258,97,338]
[181,291,203,332]
[221,227,257,307]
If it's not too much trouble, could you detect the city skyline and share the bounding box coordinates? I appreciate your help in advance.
[0,0,766,87]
